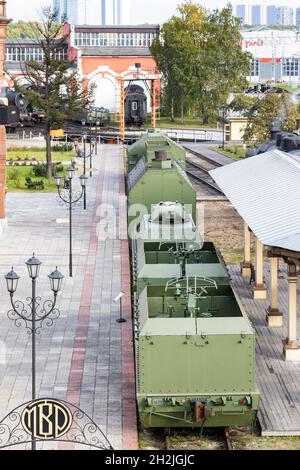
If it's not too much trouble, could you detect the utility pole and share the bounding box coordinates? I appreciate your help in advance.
[0,2,11,225]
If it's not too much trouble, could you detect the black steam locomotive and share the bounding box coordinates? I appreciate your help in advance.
[125,84,147,126]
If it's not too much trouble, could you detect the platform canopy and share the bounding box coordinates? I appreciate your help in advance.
[209,149,300,252]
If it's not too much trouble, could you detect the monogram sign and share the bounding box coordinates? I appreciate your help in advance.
[21,399,72,440]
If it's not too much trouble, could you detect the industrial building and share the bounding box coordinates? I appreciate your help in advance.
[242,28,300,83]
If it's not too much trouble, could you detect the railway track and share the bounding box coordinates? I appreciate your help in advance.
[186,158,223,196]
[163,427,233,450]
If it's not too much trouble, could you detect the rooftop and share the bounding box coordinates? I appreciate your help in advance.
[209,150,300,252]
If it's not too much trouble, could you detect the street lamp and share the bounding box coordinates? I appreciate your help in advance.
[74,135,95,209]
[5,256,64,451]
[219,105,227,150]
[55,168,88,277]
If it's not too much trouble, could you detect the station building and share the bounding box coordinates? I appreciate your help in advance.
[5,24,161,113]
[5,26,300,109]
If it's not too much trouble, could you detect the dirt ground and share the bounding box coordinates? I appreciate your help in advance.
[202,200,252,264]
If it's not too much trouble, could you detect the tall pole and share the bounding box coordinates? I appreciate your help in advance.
[31,277,36,451]
[0,3,11,222]
[222,107,225,150]
[69,177,73,278]
[83,136,87,210]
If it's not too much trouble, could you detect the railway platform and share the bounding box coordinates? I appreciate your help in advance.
[0,144,137,449]
[230,264,300,436]
[183,143,233,166]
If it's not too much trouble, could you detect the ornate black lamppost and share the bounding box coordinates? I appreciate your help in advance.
[4,255,64,450]
[55,167,88,278]
[74,135,95,209]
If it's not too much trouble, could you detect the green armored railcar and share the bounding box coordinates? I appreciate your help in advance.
[127,131,186,174]
[136,285,259,428]
[127,133,260,429]
[127,152,196,231]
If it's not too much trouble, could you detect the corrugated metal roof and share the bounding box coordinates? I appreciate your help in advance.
[209,150,300,252]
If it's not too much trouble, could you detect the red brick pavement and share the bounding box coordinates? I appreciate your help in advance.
[62,146,138,450]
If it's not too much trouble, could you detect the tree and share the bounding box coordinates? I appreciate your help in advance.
[15,7,93,179]
[229,91,300,144]
[8,21,42,39]
[151,1,251,124]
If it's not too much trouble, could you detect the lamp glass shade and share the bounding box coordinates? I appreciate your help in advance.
[25,254,42,279]
[5,269,20,294]
[48,268,64,293]
[67,167,75,179]
[54,175,63,187]
[80,175,88,187]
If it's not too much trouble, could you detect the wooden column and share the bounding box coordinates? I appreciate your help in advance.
[267,257,283,327]
[253,238,267,300]
[150,79,156,129]
[119,79,125,142]
[284,263,300,361]
[242,222,251,277]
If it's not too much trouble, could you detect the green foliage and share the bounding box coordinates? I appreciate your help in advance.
[8,21,41,39]
[52,143,73,152]
[8,168,21,188]
[14,7,94,179]
[151,1,250,123]
[33,163,64,178]
[229,92,300,144]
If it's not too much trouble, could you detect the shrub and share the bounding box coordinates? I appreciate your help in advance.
[52,143,73,152]
[8,168,21,188]
[33,163,65,177]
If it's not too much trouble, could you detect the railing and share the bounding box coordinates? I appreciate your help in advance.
[6,127,223,144]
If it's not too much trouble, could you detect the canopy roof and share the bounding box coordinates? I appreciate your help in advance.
[209,150,300,253]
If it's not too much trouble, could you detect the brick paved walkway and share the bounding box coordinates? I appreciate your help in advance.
[0,144,137,450]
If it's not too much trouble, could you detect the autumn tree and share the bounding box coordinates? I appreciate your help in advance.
[16,7,93,179]
[151,1,251,124]
[230,91,300,144]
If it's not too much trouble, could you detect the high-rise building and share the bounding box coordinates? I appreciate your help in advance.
[267,5,277,26]
[296,7,300,26]
[54,0,131,26]
[53,0,67,21]
[276,6,294,26]
[251,5,261,25]
[236,4,251,25]
[102,0,131,25]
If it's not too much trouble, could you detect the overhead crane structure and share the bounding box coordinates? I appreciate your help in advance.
[118,64,161,141]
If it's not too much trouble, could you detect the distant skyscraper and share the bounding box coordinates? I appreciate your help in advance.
[236,4,251,25]
[276,6,294,26]
[53,0,67,21]
[296,7,300,26]
[267,5,277,26]
[102,0,131,25]
[251,5,261,26]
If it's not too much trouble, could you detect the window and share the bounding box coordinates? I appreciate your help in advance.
[132,101,138,111]
[74,31,158,47]
[283,58,299,77]
[250,58,259,77]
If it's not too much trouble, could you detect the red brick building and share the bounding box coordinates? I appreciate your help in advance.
[5,24,161,112]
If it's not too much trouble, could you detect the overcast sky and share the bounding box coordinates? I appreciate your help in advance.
[7,0,300,23]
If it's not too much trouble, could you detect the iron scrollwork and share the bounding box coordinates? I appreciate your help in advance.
[0,399,114,450]
[7,293,59,335]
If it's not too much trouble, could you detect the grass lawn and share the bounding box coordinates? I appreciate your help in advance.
[7,147,75,163]
[154,117,217,130]
[6,165,67,192]
[210,145,247,160]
